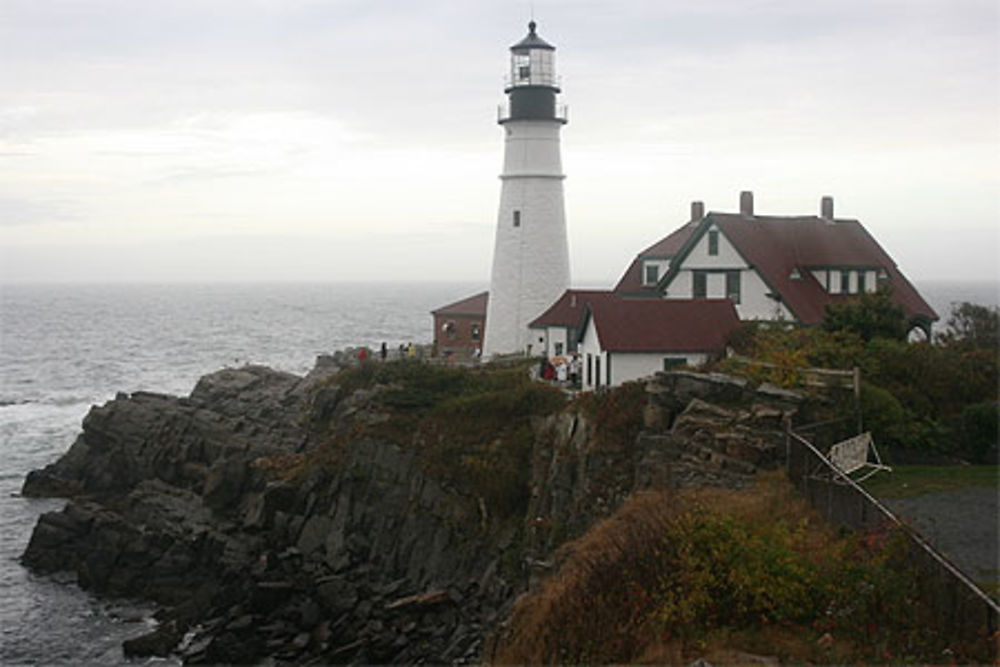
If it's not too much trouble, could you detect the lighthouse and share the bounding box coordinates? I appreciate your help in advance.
[482,21,571,357]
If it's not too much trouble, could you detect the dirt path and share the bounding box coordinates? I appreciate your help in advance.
[882,487,999,591]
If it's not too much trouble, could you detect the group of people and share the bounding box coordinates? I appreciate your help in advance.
[538,353,582,387]
[357,342,418,363]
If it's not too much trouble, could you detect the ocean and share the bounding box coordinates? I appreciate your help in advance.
[0,281,482,665]
[0,279,995,663]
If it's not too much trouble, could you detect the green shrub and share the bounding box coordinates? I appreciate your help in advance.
[717,310,998,456]
[822,286,907,342]
[859,382,908,449]
[960,401,999,463]
[656,514,818,635]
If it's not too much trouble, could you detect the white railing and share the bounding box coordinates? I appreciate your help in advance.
[503,73,562,89]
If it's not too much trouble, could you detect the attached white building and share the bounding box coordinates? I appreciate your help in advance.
[577,298,740,390]
[527,289,612,359]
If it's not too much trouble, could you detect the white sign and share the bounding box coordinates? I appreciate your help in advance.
[828,432,872,474]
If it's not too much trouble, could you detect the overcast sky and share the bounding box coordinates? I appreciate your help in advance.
[1,0,997,285]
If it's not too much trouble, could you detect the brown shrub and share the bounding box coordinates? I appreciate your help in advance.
[488,472,951,665]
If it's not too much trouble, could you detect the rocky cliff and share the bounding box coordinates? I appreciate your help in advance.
[21,357,806,664]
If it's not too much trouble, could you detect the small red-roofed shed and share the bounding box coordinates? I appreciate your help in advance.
[577,298,740,389]
[431,291,488,357]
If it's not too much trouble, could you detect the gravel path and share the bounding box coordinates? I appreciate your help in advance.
[881,487,999,591]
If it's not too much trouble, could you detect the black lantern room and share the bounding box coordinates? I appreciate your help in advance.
[501,21,566,124]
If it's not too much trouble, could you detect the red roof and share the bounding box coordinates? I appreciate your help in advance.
[431,291,488,317]
[585,298,740,353]
[528,289,614,328]
[705,214,937,324]
[613,222,698,293]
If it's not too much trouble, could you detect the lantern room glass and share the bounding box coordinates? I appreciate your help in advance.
[510,48,556,87]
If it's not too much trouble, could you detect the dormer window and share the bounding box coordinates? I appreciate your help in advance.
[644,263,659,285]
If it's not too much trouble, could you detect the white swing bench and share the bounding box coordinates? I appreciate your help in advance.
[826,432,892,483]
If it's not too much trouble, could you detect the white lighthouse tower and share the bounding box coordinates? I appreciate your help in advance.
[483,21,571,357]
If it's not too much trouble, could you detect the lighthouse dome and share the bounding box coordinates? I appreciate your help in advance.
[511,21,555,51]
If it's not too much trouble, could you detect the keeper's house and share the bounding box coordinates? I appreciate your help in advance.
[614,192,937,338]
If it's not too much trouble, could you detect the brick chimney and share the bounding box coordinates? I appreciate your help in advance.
[690,200,705,221]
[739,191,754,217]
[821,195,834,220]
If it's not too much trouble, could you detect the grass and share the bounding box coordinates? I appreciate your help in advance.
[300,359,567,520]
[861,465,999,498]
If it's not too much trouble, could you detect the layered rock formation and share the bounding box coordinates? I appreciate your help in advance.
[21,359,805,664]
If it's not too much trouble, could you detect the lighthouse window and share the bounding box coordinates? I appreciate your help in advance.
[513,210,521,227]
[514,54,531,82]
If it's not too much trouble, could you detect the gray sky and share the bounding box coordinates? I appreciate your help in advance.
[1,0,997,284]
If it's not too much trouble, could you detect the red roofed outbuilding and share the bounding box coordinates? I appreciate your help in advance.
[527,289,614,358]
[578,298,740,389]
[431,291,488,357]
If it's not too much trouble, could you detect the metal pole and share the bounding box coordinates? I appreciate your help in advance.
[853,366,862,435]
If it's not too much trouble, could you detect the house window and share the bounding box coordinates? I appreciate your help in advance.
[554,342,564,356]
[726,271,741,304]
[841,270,852,294]
[513,210,521,227]
[471,323,481,340]
[858,271,866,293]
[663,357,686,371]
[443,321,457,340]
[708,230,719,256]
[644,263,659,285]
[693,271,707,298]
[586,354,592,385]
[595,357,602,388]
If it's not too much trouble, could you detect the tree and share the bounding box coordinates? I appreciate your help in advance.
[937,302,999,350]
[822,286,907,343]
